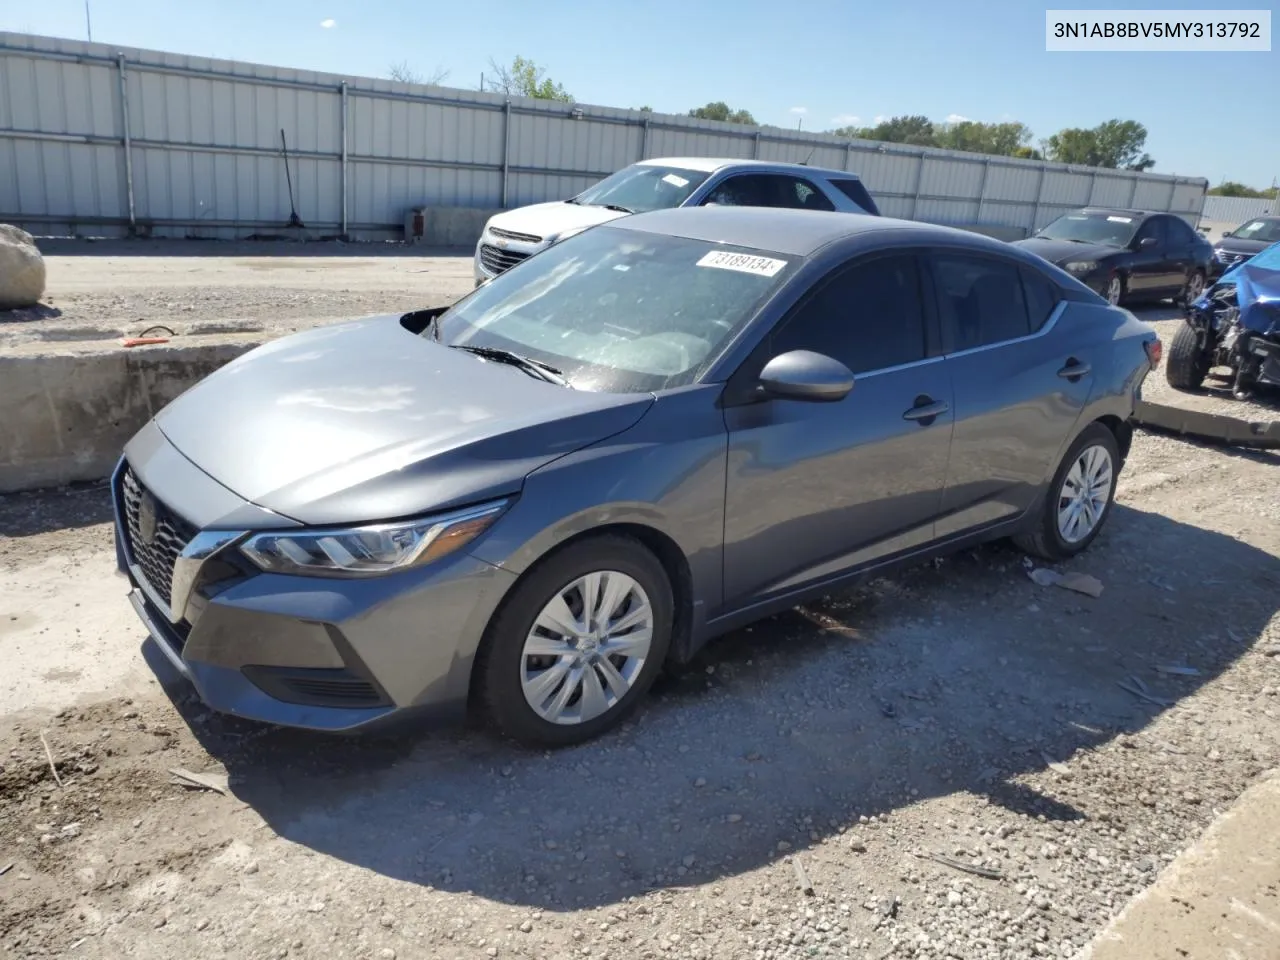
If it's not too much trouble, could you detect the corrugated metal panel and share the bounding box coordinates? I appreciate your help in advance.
[0,30,1209,240]
[1200,195,1277,224]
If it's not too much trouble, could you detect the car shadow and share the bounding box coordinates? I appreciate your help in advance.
[151,499,1279,912]
[0,480,114,536]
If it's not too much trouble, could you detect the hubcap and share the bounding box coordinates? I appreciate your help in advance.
[520,571,654,725]
[1186,272,1204,300]
[1057,444,1114,544]
[1106,276,1122,305]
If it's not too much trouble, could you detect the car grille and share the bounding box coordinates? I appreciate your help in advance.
[489,226,543,244]
[1216,250,1249,266]
[120,467,197,608]
[479,244,531,276]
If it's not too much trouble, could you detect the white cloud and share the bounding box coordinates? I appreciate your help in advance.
[320,18,336,28]
[946,113,970,123]
[830,113,861,126]
[788,106,808,115]
[872,115,887,124]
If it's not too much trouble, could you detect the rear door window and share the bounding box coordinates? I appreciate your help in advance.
[930,254,1033,352]
[827,178,876,214]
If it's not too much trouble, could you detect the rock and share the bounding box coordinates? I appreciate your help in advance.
[519,920,534,933]
[0,224,46,309]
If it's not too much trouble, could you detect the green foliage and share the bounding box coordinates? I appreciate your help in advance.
[1208,181,1278,199]
[688,101,757,125]
[1046,119,1154,170]
[486,55,572,102]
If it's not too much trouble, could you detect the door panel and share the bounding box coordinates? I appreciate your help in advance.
[929,256,1092,537]
[720,251,953,607]
[723,363,953,602]
[1127,217,1173,294]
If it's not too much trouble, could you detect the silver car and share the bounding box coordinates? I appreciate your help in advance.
[473,156,880,285]
[113,206,1159,746]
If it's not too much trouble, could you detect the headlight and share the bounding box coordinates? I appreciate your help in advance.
[1063,260,1098,275]
[239,501,508,577]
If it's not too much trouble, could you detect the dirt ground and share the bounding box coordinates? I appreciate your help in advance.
[1,239,476,349]
[2,245,1280,960]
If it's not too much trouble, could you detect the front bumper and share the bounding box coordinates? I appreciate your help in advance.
[472,228,549,284]
[112,434,517,733]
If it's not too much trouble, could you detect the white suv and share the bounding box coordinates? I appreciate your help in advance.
[473,157,880,285]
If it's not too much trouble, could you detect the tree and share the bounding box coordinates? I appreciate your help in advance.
[935,120,1033,157]
[834,115,937,147]
[387,60,450,86]
[635,105,654,112]
[1208,180,1278,199]
[484,55,572,101]
[688,101,756,125]
[1046,119,1155,170]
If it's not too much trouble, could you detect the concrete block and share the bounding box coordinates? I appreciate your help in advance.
[404,207,500,247]
[0,336,267,493]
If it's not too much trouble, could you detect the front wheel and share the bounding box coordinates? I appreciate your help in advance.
[1181,268,1206,304]
[1104,272,1125,306]
[1165,320,1210,391]
[475,534,673,747]
[1015,423,1120,561]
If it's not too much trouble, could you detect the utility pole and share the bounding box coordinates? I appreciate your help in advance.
[84,0,92,41]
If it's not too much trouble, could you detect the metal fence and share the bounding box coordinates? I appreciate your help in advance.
[1,31,1210,242]
[1199,195,1280,227]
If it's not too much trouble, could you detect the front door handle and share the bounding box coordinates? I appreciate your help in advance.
[1057,359,1091,381]
[903,397,949,424]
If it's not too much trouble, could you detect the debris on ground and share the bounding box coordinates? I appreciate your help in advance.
[168,767,230,794]
[1028,567,1105,597]
[914,851,1005,881]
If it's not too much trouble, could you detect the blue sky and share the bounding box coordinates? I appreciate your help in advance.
[3,0,1277,187]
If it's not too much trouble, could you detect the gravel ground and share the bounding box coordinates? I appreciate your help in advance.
[3,427,1279,960]
[0,239,475,349]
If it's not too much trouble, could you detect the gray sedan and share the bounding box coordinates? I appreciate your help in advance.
[112,207,1161,746]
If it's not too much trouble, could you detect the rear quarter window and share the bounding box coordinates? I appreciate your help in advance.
[827,178,877,215]
[1020,269,1061,330]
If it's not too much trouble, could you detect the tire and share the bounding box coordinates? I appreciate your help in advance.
[1164,320,1210,391]
[1181,268,1206,305]
[1014,422,1121,562]
[475,534,673,747]
[1103,272,1126,306]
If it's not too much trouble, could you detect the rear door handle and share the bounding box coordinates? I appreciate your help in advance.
[1057,359,1091,381]
[903,398,949,423]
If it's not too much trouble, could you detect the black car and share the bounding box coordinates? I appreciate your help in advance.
[1208,215,1280,278]
[1013,208,1214,307]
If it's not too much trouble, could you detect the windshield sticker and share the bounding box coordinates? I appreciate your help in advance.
[662,173,690,188]
[1107,216,1133,223]
[696,250,786,277]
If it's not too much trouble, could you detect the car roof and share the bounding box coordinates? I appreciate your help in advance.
[610,205,1008,258]
[1071,207,1163,219]
[637,156,864,180]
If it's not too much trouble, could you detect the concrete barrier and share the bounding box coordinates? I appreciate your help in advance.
[0,335,267,493]
[404,207,500,247]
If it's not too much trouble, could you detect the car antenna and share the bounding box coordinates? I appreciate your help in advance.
[800,145,816,166]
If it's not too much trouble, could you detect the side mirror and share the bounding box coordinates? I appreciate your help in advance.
[1138,236,1159,249]
[758,350,854,402]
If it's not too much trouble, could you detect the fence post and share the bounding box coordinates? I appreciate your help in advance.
[909,154,926,220]
[844,141,852,171]
[1166,178,1176,213]
[1127,174,1139,207]
[753,131,761,159]
[975,158,990,224]
[1030,166,1047,234]
[339,81,348,237]
[639,116,649,161]
[1086,171,1098,206]
[116,53,136,234]
[501,100,511,208]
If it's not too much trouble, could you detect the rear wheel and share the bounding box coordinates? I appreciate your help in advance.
[475,535,673,747]
[1165,320,1210,391]
[1015,423,1120,561]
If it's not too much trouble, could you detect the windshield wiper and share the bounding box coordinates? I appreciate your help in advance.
[565,197,582,205]
[584,202,633,214]
[450,345,571,386]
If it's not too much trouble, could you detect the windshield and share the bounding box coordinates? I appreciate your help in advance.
[570,164,710,214]
[1037,212,1138,247]
[431,225,796,393]
[1231,218,1280,243]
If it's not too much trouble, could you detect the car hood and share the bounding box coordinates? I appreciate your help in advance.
[488,201,628,241]
[1215,237,1273,256]
[153,316,654,526]
[1012,236,1121,265]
